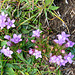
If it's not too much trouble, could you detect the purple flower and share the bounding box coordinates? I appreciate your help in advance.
[7,41,13,46]
[29,48,34,55]
[65,41,75,47]
[0,12,8,29]
[16,49,22,54]
[6,18,15,29]
[64,52,74,64]
[49,55,57,63]
[0,45,6,53]
[54,32,70,45]
[56,55,62,65]
[57,31,70,41]
[54,39,65,46]
[0,20,6,29]
[11,34,22,44]
[32,29,42,37]
[60,59,67,66]
[56,55,67,66]
[0,12,8,21]
[33,50,42,59]
[1,45,13,58]
[4,35,11,40]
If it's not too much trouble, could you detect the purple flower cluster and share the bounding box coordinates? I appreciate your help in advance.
[49,52,74,66]
[29,48,42,59]
[4,34,22,45]
[32,29,42,37]
[54,32,75,47]
[0,12,15,29]
[0,45,13,58]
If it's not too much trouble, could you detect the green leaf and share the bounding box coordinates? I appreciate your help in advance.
[1,41,7,46]
[6,67,17,75]
[27,67,31,72]
[49,6,59,10]
[45,0,51,6]
[25,72,29,75]
[21,28,29,34]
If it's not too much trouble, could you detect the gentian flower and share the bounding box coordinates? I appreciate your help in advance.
[1,45,13,58]
[54,39,65,46]
[60,59,67,66]
[64,52,74,64]
[16,49,22,54]
[54,32,70,45]
[65,41,75,47]
[4,35,11,40]
[57,31,70,41]
[0,12,8,29]
[6,18,15,29]
[11,34,22,44]
[49,55,57,63]
[0,20,6,29]
[32,29,42,37]
[33,50,42,59]
[0,12,8,21]
[55,55,62,65]
[56,55,67,66]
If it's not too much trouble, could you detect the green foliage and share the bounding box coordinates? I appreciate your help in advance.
[1,41,7,47]
[49,6,59,10]
[45,0,52,6]
[5,67,17,75]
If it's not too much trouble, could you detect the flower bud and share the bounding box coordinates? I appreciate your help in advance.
[43,49,46,53]
[26,39,28,43]
[31,40,35,43]
[61,50,65,53]
[43,46,44,48]
[43,35,45,39]
[55,49,58,51]
[35,46,38,48]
